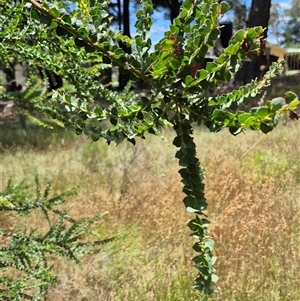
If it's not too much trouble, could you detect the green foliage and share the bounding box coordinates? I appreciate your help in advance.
[0,72,64,129]
[282,0,300,46]
[0,0,111,120]
[1,0,300,300]
[0,176,114,300]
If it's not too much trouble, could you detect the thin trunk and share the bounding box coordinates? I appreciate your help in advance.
[235,0,271,84]
[169,0,180,22]
[118,0,131,90]
[3,65,22,92]
[117,0,121,31]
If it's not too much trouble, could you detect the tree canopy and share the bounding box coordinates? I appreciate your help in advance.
[282,0,300,46]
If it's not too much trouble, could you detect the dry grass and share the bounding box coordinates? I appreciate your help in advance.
[1,119,300,300]
[199,124,300,300]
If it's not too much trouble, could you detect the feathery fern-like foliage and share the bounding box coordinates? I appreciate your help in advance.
[0,176,114,300]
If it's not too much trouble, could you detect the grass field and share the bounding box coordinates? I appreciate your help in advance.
[1,116,300,300]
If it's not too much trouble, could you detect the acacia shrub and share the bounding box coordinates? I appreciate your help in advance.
[1,0,299,299]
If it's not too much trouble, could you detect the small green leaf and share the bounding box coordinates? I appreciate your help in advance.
[285,91,297,103]
[187,219,198,231]
[114,48,125,57]
[78,27,89,37]
[238,113,251,123]
[102,56,111,64]
[260,122,273,134]
[94,107,103,116]
[136,111,144,120]
[271,97,286,110]
[90,133,100,141]
[173,136,181,147]
[254,107,270,120]
[212,109,226,121]
[231,29,245,43]
[74,38,86,48]
[244,116,256,128]
[56,26,68,36]
[127,138,136,145]
[196,69,209,80]
[224,42,240,55]
[185,75,196,87]
[62,14,72,25]
[170,25,179,34]
[288,99,300,110]
[183,196,206,212]
[40,14,51,25]
[85,44,95,53]
[211,273,219,283]
[183,0,193,9]
[205,239,214,251]
[148,128,155,135]
[207,28,220,46]
[201,295,209,301]
[111,107,118,117]
[229,127,243,136]
[110,118,117,126]
[49,7,60,18]
[30,9,40,20]
[192,242,203,252]
[50,21,58,29]
[220,1,231,14]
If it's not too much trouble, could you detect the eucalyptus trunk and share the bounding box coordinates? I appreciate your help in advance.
[118,0,131,90]
[235,0,271,84]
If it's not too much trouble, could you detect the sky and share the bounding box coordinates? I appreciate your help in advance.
[136,0,293,46]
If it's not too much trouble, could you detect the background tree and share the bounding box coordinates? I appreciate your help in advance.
[118,0,132,90]
[234,0,271,84]
[232,2,246,30]
[268,3,282,46]
[226,0,247,30]
[152,0,182,22]
[282,0,300,47]
[109,0,132,90]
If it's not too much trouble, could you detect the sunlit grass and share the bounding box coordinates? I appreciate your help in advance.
[1,118,300,300]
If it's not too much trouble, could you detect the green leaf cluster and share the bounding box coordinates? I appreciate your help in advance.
[0,176,114,300]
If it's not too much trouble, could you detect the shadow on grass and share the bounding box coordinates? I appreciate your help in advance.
[0,118,77,151]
